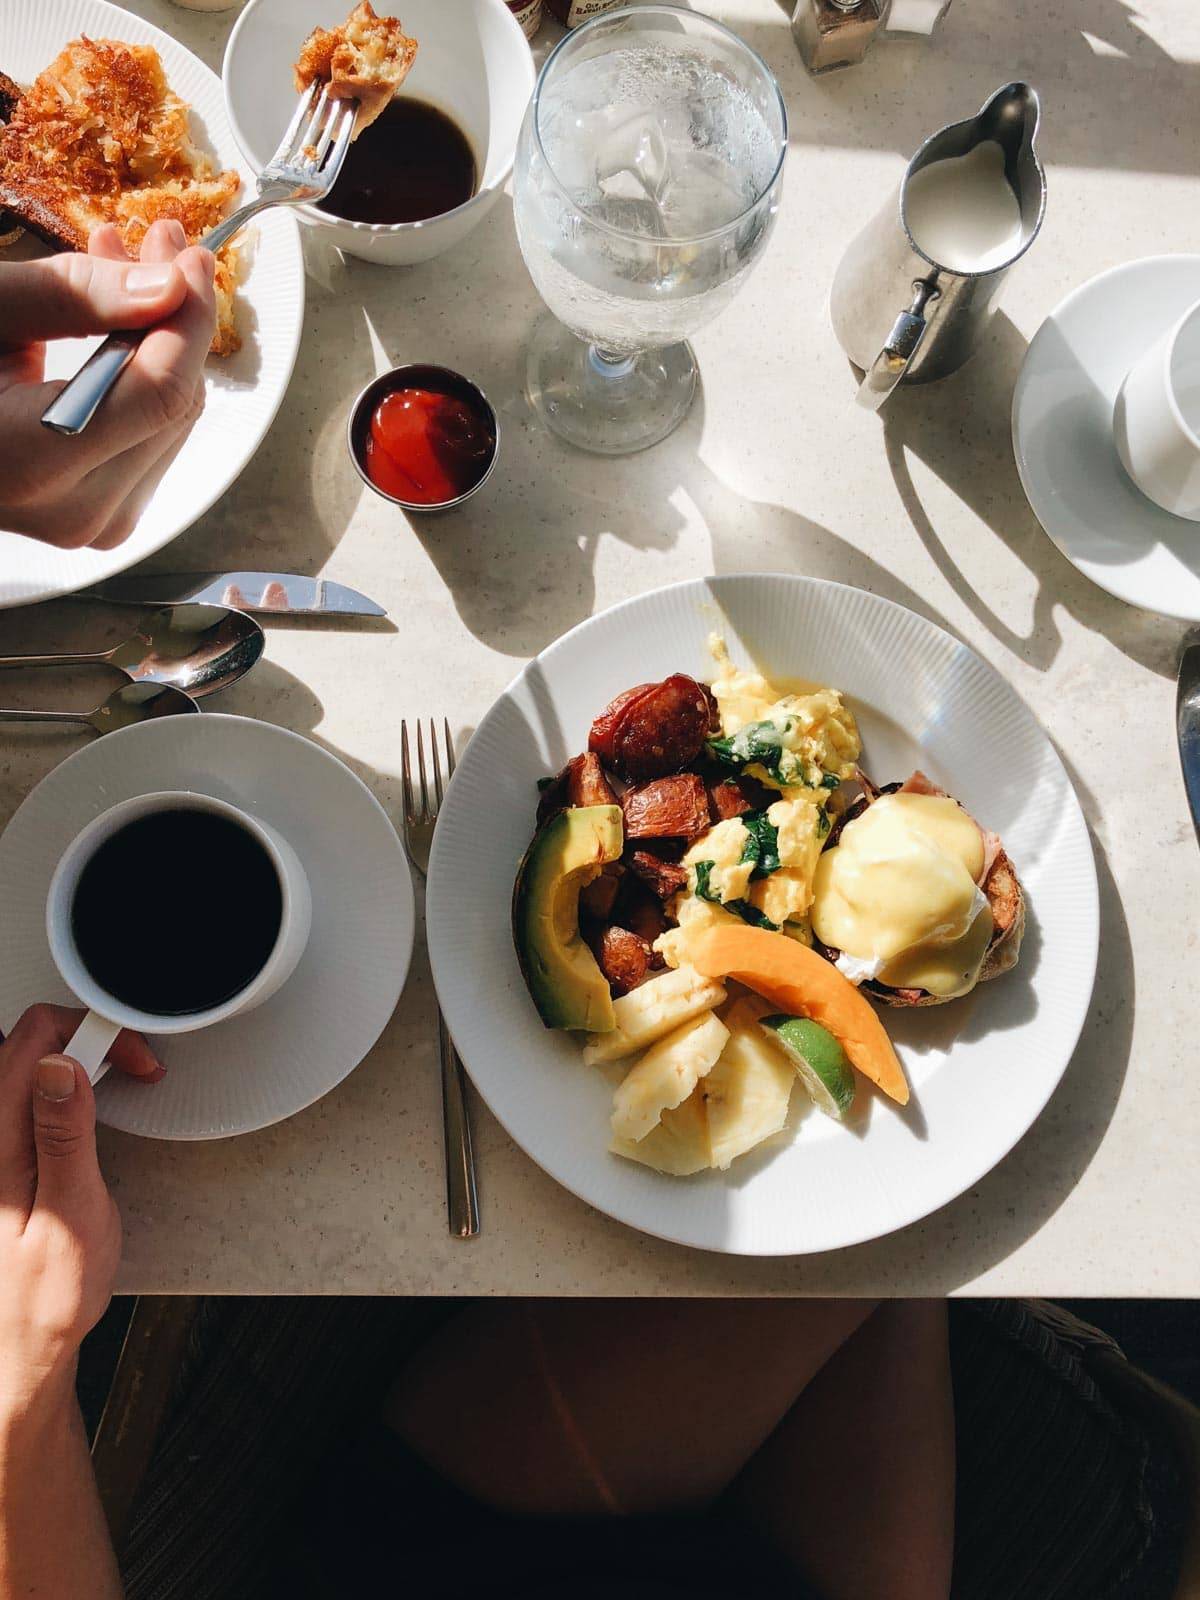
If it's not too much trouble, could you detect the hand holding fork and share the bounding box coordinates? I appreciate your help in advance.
[42,81,356,437]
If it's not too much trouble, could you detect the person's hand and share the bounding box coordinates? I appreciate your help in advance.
[0,1004,162,1414]
[0,220,216,551]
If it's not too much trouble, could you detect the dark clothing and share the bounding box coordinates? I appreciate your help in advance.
[115,1298,1188,1600]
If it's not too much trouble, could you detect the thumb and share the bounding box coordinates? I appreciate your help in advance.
[0,253,190,346]
[31,1055,105,1217]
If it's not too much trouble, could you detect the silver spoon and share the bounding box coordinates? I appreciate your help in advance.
[0,682,199,735]
[0,604,264,698]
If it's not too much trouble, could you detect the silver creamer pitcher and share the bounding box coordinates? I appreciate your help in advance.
[831,82,1045,410]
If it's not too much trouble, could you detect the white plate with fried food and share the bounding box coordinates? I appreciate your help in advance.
[426,575,1099,1256]
[0,0,304,607]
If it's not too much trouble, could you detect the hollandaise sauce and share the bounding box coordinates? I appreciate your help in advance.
[811,792,993,998]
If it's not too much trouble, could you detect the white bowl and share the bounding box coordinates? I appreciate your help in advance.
[223,0,534,265]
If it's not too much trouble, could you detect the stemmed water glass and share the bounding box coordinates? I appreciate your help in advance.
[513,5,787,456]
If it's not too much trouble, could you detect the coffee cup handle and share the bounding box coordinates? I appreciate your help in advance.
[857,279,939,412]
[66,1011,121,1087]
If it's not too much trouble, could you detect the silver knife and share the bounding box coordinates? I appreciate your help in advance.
[78,571,386,618]
[1178,630,1200,845]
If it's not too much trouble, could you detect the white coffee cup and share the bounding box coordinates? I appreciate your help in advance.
[46,791,312,1084]
[1114,298,1200,522]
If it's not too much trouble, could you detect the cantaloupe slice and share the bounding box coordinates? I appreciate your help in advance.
[690,926,910,1107]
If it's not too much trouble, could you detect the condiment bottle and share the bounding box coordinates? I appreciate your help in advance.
[792,0,885,73]
[545,0,624,27]
[507,0,543,40]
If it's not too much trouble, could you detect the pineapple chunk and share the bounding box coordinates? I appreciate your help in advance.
[583,964,727,1066]
[610,1087,711,1175]
[611,1011,730,1144]
[704,1024,795,1171]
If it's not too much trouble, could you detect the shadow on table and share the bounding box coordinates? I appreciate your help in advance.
[148,192,697,653]
[749,0,1199,178]
[67,641,1130,1294]
[802,767,1131,1295]
[258,570,1130,1290]
[876,312,1183,679]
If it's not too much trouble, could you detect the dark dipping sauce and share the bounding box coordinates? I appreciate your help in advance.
[71,809,283,1016]
[319,98,477,224]
[351,365,497,507]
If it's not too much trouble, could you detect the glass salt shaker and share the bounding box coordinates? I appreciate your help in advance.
[792,0,885,74]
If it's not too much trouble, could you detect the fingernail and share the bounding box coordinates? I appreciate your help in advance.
[125,264,174,297]
[36,1055,77,1102]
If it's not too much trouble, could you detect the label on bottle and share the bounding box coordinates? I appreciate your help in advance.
[507,0,543,38]
[545,0,624,26]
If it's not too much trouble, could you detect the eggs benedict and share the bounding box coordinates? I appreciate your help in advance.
[811,774,1024,1006]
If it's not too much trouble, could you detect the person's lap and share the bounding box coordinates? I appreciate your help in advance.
[383,1298,955,1600]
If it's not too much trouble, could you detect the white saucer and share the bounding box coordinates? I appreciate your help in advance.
[0,716,414,1140]
[1012,255,1200,622]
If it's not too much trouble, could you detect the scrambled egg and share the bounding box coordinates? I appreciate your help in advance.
[656,637,862,969]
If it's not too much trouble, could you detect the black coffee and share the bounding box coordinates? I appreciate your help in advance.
[70,809,283,1016]
[318,98,477,224]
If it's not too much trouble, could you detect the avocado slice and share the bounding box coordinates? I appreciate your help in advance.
[513,803,623,1032]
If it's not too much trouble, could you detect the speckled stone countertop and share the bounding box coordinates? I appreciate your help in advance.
[2,0,1198,1295]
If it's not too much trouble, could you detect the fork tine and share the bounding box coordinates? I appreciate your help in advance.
[430,718,445,809]
[309,92,342,167]
[268,81,321,171]
[294,84,333,164]
[401,719,414,825]
[416,720,430,824]
[325,100,356,173]
[443,717,456,779]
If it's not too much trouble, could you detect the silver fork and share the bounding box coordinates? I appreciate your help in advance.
[42,82,356,438]
[401,718,480,1240]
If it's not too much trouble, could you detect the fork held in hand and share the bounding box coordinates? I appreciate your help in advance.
[401,717,480,1240]
[41,83,356,438]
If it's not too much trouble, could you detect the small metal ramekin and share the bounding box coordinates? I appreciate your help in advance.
[347,363,499,513]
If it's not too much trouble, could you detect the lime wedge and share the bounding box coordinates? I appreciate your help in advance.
[758,1015,856,1120]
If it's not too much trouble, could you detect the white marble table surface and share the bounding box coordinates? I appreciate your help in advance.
[2,0,1198,1296]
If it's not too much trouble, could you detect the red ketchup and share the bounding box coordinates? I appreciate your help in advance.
[364,386,495,506]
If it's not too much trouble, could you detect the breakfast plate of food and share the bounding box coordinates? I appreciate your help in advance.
[426,575,1098,1255]
[0,0,305,608]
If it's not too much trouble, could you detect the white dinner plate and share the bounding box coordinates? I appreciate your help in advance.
[427,575,1098,1256]
[1012,255,1200,622]
[0,716,414,1139]
[0,0,305,608]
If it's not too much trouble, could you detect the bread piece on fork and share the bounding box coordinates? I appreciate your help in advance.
[293,2,418,138]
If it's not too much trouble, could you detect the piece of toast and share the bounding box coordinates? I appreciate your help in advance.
[0,69,23,243]
[293,2,418,138]
[0,39,242,353]
[0,69,19,123]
